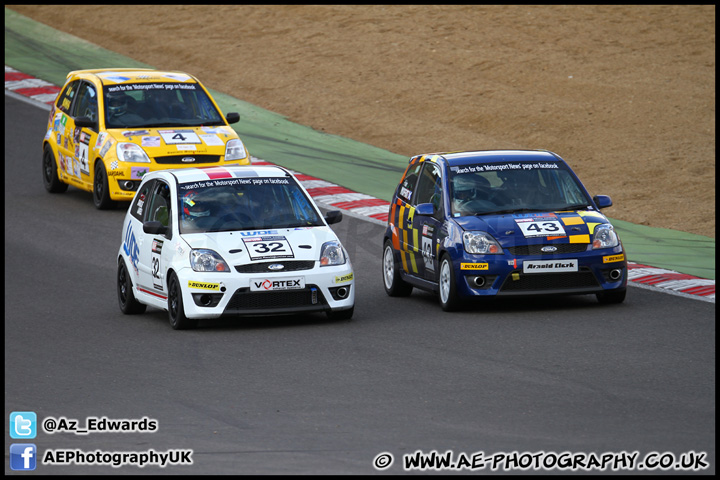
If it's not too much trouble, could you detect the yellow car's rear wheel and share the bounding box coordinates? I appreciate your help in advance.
[42,145,68,193]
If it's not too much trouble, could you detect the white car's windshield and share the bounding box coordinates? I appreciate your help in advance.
[178,177,325,233]
[104,83,225,128]
[448,161,591,216]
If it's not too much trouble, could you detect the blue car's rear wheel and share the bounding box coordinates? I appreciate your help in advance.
[382,240,413,297]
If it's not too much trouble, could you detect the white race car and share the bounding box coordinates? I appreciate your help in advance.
[117,165,355,329]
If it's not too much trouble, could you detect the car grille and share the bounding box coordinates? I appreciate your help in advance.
[153,154,220,164]
[225,286,324,311]
[506,244,588,255]
[234,261,316,274]
[499,268,600,292]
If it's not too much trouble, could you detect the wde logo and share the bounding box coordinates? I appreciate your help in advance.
[10,444,37,471]
[10,411,37,439]
[123,224,140,275]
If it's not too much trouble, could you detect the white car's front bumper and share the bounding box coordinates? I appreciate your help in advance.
[175,262,355,319]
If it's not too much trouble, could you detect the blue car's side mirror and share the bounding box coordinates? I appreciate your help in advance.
[415,203,435,216]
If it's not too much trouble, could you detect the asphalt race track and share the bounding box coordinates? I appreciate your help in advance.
[4,94,716,474]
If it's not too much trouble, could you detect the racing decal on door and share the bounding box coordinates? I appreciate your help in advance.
[70,128,90,176]
[421,234,435,272]
[123,224,140,276]
[242,235,295,261]
[151,239,164,290]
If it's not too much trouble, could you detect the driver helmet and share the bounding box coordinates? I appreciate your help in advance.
[182,191,210,218]
[106,91,128,117]
[453,175,481,203]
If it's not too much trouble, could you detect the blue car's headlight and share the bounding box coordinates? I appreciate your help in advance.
[190,249,230,272]
[592,224,619,249]
[463,231,503,254]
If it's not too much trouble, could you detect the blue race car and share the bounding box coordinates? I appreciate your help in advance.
[382,150,627,311]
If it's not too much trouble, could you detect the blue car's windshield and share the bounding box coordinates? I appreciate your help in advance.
[177,177,324,234]
[448,161,591,217]
[104,82,225,128]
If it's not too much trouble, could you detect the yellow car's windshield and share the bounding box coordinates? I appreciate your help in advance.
[103,83,224,128]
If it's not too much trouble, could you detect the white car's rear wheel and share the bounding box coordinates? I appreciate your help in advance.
[117,260,146,314]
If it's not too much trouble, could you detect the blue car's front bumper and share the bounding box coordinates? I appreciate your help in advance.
[449,246,627,298]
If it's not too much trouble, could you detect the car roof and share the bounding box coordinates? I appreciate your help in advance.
[419,149,562,166]
[67,68,198,85]
[165,165,292,185]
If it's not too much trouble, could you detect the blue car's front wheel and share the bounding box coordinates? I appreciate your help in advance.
[439,254,462,312]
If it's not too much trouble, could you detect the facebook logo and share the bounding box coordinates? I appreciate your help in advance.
[10,411,37,439]
[10,444,37,471]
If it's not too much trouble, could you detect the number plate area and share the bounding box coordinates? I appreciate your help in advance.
[515,216,566,238]
[522,259,578,274]
[250,277,306,291]
[242,236,295,261]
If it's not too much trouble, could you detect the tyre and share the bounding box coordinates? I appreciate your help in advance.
[93,161,117,210]
[117,260,146,314]
[327,306,354,321]
[42,145,68,193]
[596,288,627,304]
[167,272,197,330]
[382,240,413,297]
[438,254,462,311]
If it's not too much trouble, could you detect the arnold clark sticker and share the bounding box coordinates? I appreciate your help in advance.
[523,259,578,274]
[250,277,305,291]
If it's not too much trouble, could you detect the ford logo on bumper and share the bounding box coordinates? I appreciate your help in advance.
[181,157,196,163]
[541,246,558,253]
[268,264,285,271]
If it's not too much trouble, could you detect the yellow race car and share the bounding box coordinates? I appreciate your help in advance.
[42,68,250,209]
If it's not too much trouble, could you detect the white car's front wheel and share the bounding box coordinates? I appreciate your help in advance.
[167,272,197,330]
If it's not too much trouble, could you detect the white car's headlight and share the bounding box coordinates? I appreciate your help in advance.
[190,249,230,272]
[463,231,503,254]
[320,241,346,266]
[592,224,619,249]
[225,138,247,161]
[116,142,151,163]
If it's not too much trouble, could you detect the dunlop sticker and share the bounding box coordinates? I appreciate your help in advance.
[603,254,625,263]
[461,263,489,270]
[334,273,354,284]
[188,281,220,290]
